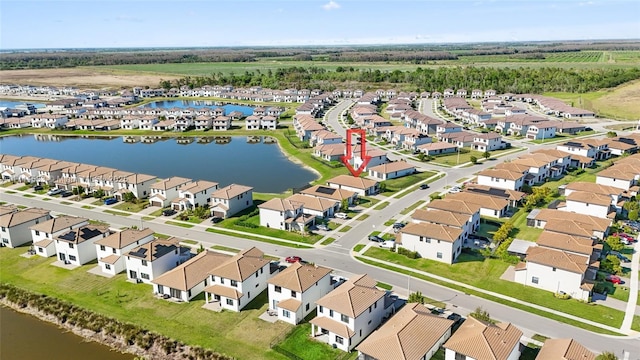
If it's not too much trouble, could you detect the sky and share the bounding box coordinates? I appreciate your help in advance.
[1,0,638,49]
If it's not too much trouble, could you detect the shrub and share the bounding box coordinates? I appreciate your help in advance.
[554,292,571,300]
[397,247,420,259]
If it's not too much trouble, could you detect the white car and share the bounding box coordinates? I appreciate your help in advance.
[379,240,395,249]
[335,212,349,219]
[448,186,461,193]
[47,188,64,196]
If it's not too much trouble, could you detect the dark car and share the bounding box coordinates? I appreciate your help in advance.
[210,216,223,223]
[447,313,463,324]
[163,209,176,216]
[368,235,385,242]
[419,184,429,190]
[392,222,405,229]
[60,191,73,198]
[33,185,44,191]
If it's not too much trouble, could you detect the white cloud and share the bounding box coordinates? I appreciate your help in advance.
[322,1,341,11]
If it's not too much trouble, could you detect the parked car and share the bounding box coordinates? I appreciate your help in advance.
[33,185,44,191]
[379,240,395,249]
[285,256,302,263]
[103,197,117,205]
[47,188,63,196]
[368,235,384,242]
[60,191,73,198]
[606,274,622,284]
[392,222,406,230]
[335,212,349,219]
[162,209,176,216]
[210,216,223,223]
[448,186,461,194]
[316,224,329,231]
[419,184,429,190]
[447,313,463,325]
[610,251,631,263]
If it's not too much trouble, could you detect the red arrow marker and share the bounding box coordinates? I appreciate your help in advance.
[341,129,372,177]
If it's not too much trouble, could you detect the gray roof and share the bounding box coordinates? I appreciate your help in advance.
[507,239,536,255]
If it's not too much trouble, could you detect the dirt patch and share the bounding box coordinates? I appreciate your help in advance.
[592,80,640,120]
[0,68,180,89]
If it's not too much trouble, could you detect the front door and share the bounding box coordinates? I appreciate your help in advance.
[129,270,137,279]
[214,294,221,302]
[59,253,66,262]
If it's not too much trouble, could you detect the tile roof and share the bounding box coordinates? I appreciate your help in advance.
[204,284,243,299]
[211,184,253,200]
[368,161,416,174]
[326,174,378,190]
[30,215,88,233]
[446,192,509,211]
[179,180,219,193]
[412,208,470,228]
[565,191,612,206]
[95,228,154,249]
[533,209,611,233]
[0,208,50,227]
[268,262,332,292]
[427,199,481,215]
[357,303,454,360]
[401,222,463,243]
[315,274,385,318]
[152,250,231,291]
[525,246,590,274]
[287,194,338,212]
[443,317,523,360]
[277,298,302,311]
[536,231,598,256]
[258,197,304,212]
[151,176,192,190]
[535,338,595,360]
[477,168,524,181]
[208,247,270,281]
[301,185,356,202]
[310,315,355,339]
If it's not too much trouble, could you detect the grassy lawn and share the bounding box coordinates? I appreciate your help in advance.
[381,171,437,194]
[355,214,370,221]
[206,228,312,249]
[165,220,195,228]
[338,225,352,233]
[529,131,596,144]
[182,239,199,245]
[532,334,549,343]
[276,323,354,360]
[633,315,640,332]
[430,150,485,166]
[376,281,393,290]
[320,238,336,246]
[216,212,321,245]
[113,201,148,213]
[384,219,396,226]
[356,196,380,208]
[22,194,35,198]
[148,208,166,217]
[599,281,630,302]
[400,200,426,215]
[353,244,365,253]
[16,185,31,191]
[477,221,501,239]
[362,247,625,328]
[0,247,291,360]
[81,205,95,209]
[509,209,543,241]
[373,201,390,210]
[211,245,241,253]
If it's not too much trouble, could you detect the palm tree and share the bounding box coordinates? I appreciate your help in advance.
[596,351,618,360]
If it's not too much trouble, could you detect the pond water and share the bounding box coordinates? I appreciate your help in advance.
[0,100,46,108]
[0,135,317,193]
[0,306,133,360]
[140,100,254,116]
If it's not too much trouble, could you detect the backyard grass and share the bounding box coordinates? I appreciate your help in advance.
[509,209,543,241]
[400,200,426,215]
[476,221,501,239]
[113,201,148,213]
[373,201,390,210]
[0,247,291,360]
[275,323,355,360]
[165,220,194,228]
[362,247,625,328]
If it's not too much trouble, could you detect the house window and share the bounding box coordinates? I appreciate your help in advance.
[142,260,147,266]
[291,290,297,298]
[255,272,258,278]
[552,267,556,272]
[335,336,344,345]
[532,276,539,284]
[105,264,111,270]
[100,245,106,251]
[112,248,116,254]
[226,298,234,306]
[283,309,290,318]
[1,227,5,232]
[38,247,43,253]
[220,278,225,285]
[68,243,74,249]
[305,303,310,311]
[1,238,7,244]
[141,273,150,280]
[437,252,443,259]
[426,238,431,243]
[341,314,349,323]
[329,310,334,317]
[455,353,467,360]
[274,286,282,293]
[35,230,40,236]
[69,255,76,261]
[231,280,238,287]
[319,306,323,313]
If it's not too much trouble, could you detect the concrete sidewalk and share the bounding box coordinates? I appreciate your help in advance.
[620,241,640,333]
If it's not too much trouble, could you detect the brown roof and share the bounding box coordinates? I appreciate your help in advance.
[300,185,356,202]
[315,274,385,318]
[525,247,589,274]
[327,174,378,190]
[310,316,355,339]
[535,338,595,360]
[412,208,470,228]
[55,225,111,244]
[0,205,17,216]
[463,184,526,202]
[208,247,270,281]
[95,228,154,249]
[152,250,231,291]
[446,192,509,211]
[495,162,531,174]
[179,180,219,194]
[151,176,191,190]
[258,197,303,211]
[597,167,636,181]
[401,222,463,243]
[427,199,481,215]
[477,168,524,181]
[368,161,415,174]
[211,184,253,200]
[126,237,183,261]
[100,254,120,265]
[565,182,623,196]
[204,284,243,299]
[268,262,332,292]
[0,208,50,227]
[536,231,596,256]
[277,298,302,311]
[565,191,611,207]
[444,317,523,360]
[534,209,611,233]
[30,215,87,233]
[287,194,338,212]
[357,303,454,360]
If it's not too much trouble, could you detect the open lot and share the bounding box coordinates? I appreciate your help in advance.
[0,68,180,88]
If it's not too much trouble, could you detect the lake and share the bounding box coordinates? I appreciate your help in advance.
[1,306,133,360]
[140,100,255,116]
[0,100,46,108]
[0,135,317,193]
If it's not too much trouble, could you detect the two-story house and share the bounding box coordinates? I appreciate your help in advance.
[54,224,111,266]
[171,180,219,211]
[310,274,395,352]
[31,216,88,257]
[426,199,481,233]
[209,184,254,219]
[477,168,525,191]
[472,132,504,152]
[536,338,596,360]
[444,317,523,360]
[149,176,192,208]
[0,207,51,248]
[125,237,191,283]
[258,198,315,232]
[398,222,464,264]
[446,191,510,219]
[94,228,155,276]
[268,262,333,324]
[412,208,474,241]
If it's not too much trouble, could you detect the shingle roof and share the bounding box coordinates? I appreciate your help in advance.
[535,338,595,360]
[315,274,385,318]
[525,246,589,274]
[401,222,463,243]
[268,262,332,292]
[534,209,611,233]
[0,208,50,227]
[94,228,154,249]
[258,197,304,211]
[208,247,270,281]
[152,250,231,291]
[443,317,523,360]
[357,303,454,360]
[536,231,598,256]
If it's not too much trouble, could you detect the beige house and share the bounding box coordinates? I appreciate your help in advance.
[300,185,358,206]
[443,317,523,360]
[368,161,416,181]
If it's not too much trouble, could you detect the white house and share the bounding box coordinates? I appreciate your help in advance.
[152,250,231,302]
[149,176,192,208]
[209,184,254,219]
[258,198,314,232]
[310,274,395,352]
[94,228,155,276]
[268,262,333,325]
[171,180,219,211]
[426,199,481,233]
[446,192,510,219]
[472,132,504,152]
[31,216,88,257]
[0,208,51,248]
[357,303,454,360]
[596,167,636,191]
[54,225,111,267]
[560,191,612,219]
[412,208,474,241]
[204,247,272,312]
[526,209,611,240]
[398,222,464,264]
[286,194,339,219]
[443,317,522,360]
[368,161,415,181]
[125,237,191,284]
[477,168,525,191]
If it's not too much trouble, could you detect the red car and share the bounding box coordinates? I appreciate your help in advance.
[285,256,302,263]
[606,274,622,284]
[614,233,635,242]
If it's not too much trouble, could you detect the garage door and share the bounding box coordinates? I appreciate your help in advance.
[212,211,225,218]
[151,201,162,207]
[172,204,180,211]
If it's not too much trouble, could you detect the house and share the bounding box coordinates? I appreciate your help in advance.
[472,132,504,152]
[209,184,253,218]
[326,175,379,196]
[351,146,388,171]
[526,209,611,240]
[417,142,458,156]
[212,116,231,131]
[535,338,595,360]
[258,198,314,231]
[463,184,526,209]
[368,161,415,181]
[314,143,346,162]
[438,131,476,148]
[204,247,272,312]
[476,168,525,191]
[513,245,597,301]
[54,224,111,266]
[426,199,481,233]
[171,180,219,211]
[125,237,191,284]
[447,192,510,218]
[245,115,261,130]
[412,208,474,240]
[560,191,614,219]
[596,167,637,191]
[149,176,192,208]
[398,222,464,264]
[152,250,231,302]
[556,139,611,161]
[300,185,358,206]
[357,303,454,360]
[0,208,51,248]
[525,121,558,140]
[310,274,395,352]
[114,172,157,200]
[310,130,342,147]
[443,317,522,360]
[536,230,602,259]
[563,182,626,213]
[287,194,339,219]
[268,262,333,325]
[94,228,155,276]
[31,216,88,257]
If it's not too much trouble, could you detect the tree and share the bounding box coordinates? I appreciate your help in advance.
[122,192,136,203]
[606,131,618,138]
[628,210,638,221]
[596,351,618,360]
[606,236,624,252]
[408,291,426,304]
[379,182,387,193]
[600,255,622,275]
[340,198,349,212]
[469,306,492,322]
[483,151,491,160]
[492,221,514,245]
[469,156,478,164]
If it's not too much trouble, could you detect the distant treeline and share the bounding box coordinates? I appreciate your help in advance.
[2,40,639,70]
[161,66,640,94]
